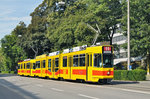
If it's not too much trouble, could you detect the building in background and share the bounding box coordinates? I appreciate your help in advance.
[112,32,142,69]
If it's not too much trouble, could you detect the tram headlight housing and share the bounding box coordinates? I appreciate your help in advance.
[107,71,110,75]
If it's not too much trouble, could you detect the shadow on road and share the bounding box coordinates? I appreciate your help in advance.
[110,80,139,85]
[0,74,17,77]
[51,78,139,86]
[0,76,39,99]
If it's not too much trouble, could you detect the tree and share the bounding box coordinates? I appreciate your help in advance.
[89,0,122,45]
[0,48,5,71]
[25,0,52,58]
[1,34,27,71]
[121,0,150,62]
[0,22,27,71]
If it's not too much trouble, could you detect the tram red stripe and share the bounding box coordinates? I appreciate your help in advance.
[32,71,36,73]
[55,70,63,75]
[47,70,52,75]
[27,70,30,73]
[72,69,86,75]
[36,70,41,73]
[66,70,68,74]
[92,70,113,76]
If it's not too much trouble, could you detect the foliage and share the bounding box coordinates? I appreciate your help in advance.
[0,23,27,71]
[121,0,150,58]
[1,71,9,74]
[114,69,147,81]
[0,48,5,71]
[0,71,15,74]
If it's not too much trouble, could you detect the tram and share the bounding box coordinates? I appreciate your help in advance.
[18,44,114,83]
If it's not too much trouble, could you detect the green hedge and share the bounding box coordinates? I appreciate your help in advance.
[114,69,147,81]
[10,71,15,74]
[1,71,15,74]
[1,71,9,74]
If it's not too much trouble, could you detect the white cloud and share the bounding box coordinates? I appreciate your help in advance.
[0,9,15,16]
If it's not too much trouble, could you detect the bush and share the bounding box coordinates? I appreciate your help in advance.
[114,69,147,81]
[1,71,9,74]
[10,71,15,74]
[1,71,15,74]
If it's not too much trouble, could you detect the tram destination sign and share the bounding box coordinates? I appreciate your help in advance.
[103,46,112,54]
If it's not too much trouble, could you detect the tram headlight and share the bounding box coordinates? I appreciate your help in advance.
[107,71,110,75]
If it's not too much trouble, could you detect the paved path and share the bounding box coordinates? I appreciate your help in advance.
[0,74,150,99]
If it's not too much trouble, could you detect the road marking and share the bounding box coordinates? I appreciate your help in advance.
[78,94,99,99]
[51,88,64,92]
[85,85,103,88]
[85,84,150,95]
[121,89,150,95]
[36,84,43,87]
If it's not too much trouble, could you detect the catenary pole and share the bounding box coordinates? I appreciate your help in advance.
[127,0,130,70]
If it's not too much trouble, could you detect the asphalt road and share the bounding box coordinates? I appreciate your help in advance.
[0,74,150,99]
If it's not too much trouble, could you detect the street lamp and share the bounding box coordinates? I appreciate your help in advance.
[127,0,130,70]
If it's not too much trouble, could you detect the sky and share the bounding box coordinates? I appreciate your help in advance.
[0,0,43,40]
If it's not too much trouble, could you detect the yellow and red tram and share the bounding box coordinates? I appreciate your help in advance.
[18,45,114,83]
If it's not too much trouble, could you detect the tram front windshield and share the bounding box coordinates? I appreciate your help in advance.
[103,54,113,68]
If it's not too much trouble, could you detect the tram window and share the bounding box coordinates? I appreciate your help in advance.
[36,61,40,68]
[33,63,36,69]
[90,55,92,66]
[24,63,26,69]
[103,54,113,68]
[55,58,59,67]
[43,60,46,68]
[87,54,89,66]
[73,55,78,67]
[94,54,102,67]
[48,59,51,68]
[48,59,51,72]
[21,64,22,69]
[63,56,67,67]
[27,63,30,69]
[79,54,85,66]
[18,64,20,69]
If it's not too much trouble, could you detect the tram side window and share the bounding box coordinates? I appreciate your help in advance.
[18,64,20,69]
[43,60,46,68]
[48,59,51,68]
[87,54,89,66]
[90,55,92,66]
[79,54,85,66]
[73,55,78,67]
[21,64,22,69]
[48,59,51,72]
[27,63,30,69]
[24,63,26,69]
[63,56,67,67]
[55,58,59,67]
[36,61,40,68]
[94,54,102,67]
[33,63,36,69]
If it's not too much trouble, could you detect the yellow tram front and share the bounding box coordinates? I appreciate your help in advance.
[86,45,113,83]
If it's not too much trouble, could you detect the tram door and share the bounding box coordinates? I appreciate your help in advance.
[86,53,92,81]
[53,57,59,78]
[69,56,73,79]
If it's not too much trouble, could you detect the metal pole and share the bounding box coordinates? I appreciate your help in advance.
[127,0,130,70]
